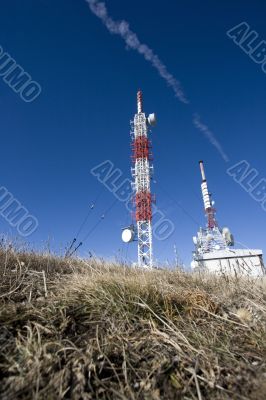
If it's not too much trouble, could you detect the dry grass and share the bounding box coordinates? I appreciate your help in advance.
[0,247,266,400]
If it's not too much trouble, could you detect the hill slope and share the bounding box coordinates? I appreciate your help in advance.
[0,249,266,399]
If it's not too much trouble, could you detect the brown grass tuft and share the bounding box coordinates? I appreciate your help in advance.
[235,308,253,324]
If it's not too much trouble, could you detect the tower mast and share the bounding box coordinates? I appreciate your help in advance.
[131,91,155,268]
[199,160,217,229]
[193,160,227,255]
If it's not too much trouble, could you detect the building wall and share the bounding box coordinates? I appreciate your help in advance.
[199,255,265,277]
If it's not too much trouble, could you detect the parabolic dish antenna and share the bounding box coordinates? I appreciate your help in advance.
[191,260,199,269]
[147,113,157,126]
[122,228,134,243]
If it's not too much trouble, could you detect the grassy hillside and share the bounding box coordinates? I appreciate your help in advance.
[0,248,266,400]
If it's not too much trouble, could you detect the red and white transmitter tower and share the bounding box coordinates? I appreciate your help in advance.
[122,91,156,268]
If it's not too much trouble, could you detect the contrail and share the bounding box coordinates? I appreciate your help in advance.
[85,0,229,161]
[193,114,229,162]
[85,0,188,104]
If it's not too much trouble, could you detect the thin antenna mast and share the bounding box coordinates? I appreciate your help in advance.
[199,160,217,229]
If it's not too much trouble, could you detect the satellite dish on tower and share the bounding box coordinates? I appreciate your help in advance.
[206,233,213,241]
[147,113,157,126]
[122,227,135,243]
[191,260,199,269]
[222,227,234,246]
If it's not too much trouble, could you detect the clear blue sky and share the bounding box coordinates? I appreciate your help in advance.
[0,0,265,266]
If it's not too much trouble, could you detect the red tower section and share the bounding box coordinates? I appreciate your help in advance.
[206,207,217,229]
[132,90,154,224]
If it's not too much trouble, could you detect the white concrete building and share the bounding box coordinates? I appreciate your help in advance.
[192,249,265,277]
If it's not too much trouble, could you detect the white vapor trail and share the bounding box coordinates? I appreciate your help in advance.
[85,0,188,104]
[193,114,229,162]
[85,0,229,161]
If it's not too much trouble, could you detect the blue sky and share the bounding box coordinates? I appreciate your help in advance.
[0,0,265,266]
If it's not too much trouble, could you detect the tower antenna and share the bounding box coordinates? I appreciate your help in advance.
[122,90,156,268]
[191,161,264,277]
[199,160,217,229]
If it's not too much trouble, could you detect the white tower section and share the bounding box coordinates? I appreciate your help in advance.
[193,161,231,260]
[131,91,155,268]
